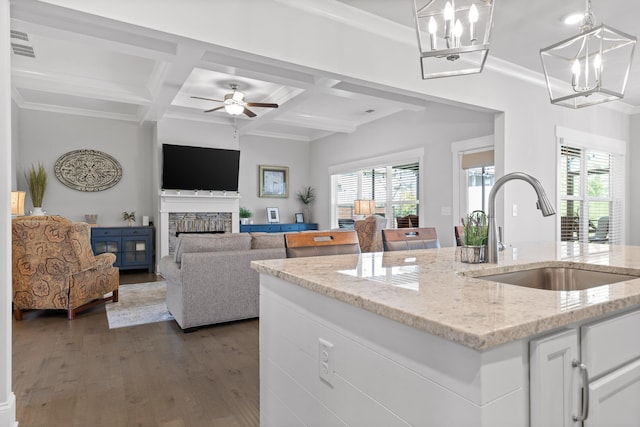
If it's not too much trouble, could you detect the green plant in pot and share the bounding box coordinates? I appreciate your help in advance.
[461,210,488,263]
[239,207,253,225]
[297,186,315,223]
[26,163,47,216]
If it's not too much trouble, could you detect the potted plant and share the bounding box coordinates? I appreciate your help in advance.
[460,210,488,263]
[297,186,315,223]
[123,211,136,227]
[239,207,253,225]
[26,163,47,215]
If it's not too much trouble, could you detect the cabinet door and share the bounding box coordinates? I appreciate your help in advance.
[121,236,151,269]
[92,236,121,267]
[585,358,640,427]
[530,329,580,427]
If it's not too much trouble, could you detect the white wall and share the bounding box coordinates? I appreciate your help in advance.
[310,106,494,247]
[17,109,155,226]
[239,135,311,224]
[630,113,640,245]
[11,100,18,189]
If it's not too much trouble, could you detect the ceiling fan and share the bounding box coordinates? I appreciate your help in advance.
[191,83,279,117]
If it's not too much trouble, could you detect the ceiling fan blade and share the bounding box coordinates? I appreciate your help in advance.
[243,108,257,118]
[246,102,279,108]
[204,106,225,113]
[191,96,224,103]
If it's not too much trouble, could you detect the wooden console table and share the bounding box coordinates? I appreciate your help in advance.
[240,223,318,233]
[91,226,154,272]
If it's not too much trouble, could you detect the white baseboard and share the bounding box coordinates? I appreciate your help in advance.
[0,392,17,427]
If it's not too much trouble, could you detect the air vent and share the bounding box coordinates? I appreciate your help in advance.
[10,30,29,41]
[11,43,35,58]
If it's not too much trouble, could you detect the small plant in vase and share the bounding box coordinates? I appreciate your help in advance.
[123,211,136,227]
[239,207,253,225]
[460,210,488,263]
[26,163,47,215]
[297,186,315,223]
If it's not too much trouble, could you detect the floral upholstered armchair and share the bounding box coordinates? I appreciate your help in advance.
[354,215,387,253]
[11,215,119,320]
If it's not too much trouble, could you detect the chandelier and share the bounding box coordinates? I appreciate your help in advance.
[413,0,495,79]
[540,0,637,109]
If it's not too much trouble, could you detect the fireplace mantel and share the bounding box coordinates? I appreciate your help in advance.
[158,192,240,259]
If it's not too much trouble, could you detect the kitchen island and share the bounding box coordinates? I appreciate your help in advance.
[252,243,640,426]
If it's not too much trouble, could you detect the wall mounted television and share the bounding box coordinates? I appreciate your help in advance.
[162,144,241,192]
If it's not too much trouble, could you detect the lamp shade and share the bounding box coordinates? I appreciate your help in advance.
[413,0,495,79]
[11,191,26,216]
[354,199,375,216]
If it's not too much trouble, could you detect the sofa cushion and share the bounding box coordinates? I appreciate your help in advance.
[251,232,286,249]
[174,233,252,264]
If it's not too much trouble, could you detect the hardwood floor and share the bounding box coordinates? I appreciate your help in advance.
[12,271,260,427]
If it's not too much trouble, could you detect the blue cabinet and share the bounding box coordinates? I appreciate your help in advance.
[91,226,154,272]
[240,223,318,233]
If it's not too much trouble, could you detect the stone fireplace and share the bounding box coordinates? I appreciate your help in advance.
[159,192,239,259]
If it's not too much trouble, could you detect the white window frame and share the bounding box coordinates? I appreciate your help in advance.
[329,149,424,228]
[555,126,626,244]
[451,135,494,228]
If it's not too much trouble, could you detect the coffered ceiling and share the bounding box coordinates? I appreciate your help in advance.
[9,0,640,143]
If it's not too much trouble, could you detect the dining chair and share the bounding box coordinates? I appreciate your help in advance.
[382,227,440,251]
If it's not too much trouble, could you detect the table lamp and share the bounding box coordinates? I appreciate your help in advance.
[11,191,25,216]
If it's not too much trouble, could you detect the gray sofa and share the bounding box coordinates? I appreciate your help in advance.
[158,232,286,329]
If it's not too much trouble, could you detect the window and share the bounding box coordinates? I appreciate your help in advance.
[461,149,494,215]
[466,165,495,213]
[559,144,624,244]
[333,162,419,228]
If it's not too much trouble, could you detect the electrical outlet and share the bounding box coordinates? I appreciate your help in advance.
[318,338,334,385]
[512,204,518,216]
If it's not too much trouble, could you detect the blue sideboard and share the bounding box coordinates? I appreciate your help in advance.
[91,226,154,272]
[240,223,318,233]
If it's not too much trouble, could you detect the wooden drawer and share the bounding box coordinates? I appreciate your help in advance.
[122,227,152,237]
[581,308,640,378]
[279,224,299,232]
[91,228,122,237]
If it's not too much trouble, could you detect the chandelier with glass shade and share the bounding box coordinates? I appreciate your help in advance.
[540,0,636,109]
[413,0,495,79]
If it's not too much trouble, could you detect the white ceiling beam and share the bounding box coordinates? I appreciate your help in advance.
[12,68,152,105]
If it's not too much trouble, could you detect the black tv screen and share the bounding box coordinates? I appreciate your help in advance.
[162,144,240,192]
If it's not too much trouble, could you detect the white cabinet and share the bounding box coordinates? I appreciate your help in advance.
[530,308,640,426]
[586,359,640,427]
[530,329,580,427]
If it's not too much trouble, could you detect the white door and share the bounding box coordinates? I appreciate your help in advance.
[585,358,640,427]
[530,329,580,427]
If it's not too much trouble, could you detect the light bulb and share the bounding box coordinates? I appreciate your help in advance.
[225,103,244,115]
[593,53,601,69]
[468,4,478,23]
[572,59,581,77]
[572,59,581,88]
[428,16,438,50]
[453,19,463,48]
[468,3,478,42]
[428,16,438,34]
[444,2,454,21]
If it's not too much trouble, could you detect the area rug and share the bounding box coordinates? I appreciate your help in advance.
[105,281,174,329]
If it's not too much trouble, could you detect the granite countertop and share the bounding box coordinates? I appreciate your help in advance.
[251,242,640,351]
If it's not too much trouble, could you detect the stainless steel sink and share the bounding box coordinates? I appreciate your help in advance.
[473,266,640,291]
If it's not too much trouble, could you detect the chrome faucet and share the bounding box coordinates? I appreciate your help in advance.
[487,172,556,263]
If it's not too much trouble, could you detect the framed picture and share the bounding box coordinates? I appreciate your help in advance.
[295,212,304,224]
[266,207,280,223]
[259,165,289,198]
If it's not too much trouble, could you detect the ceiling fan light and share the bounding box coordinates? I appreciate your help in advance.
[225,103,244,115]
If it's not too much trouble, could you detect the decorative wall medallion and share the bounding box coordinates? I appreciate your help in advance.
[54,149,123,192]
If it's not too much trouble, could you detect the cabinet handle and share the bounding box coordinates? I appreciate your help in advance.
[572,359,590,422]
